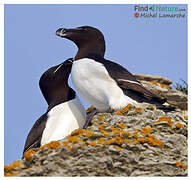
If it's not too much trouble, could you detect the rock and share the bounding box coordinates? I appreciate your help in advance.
[5,105,188,177]
[134,74,187,110]
[133,74,172,85]
[4,74,187,177]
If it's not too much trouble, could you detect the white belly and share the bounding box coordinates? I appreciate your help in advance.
[71,58,137,112]
[41,96,86,146]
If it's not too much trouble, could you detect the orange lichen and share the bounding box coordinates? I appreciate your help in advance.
[132,128,140,138]
[68,136,79,143]
[97,137,105,144]
[137,137,147,143]
[184,115,188,120]
[135,107,142,113]
[63,140,70,146]
[114,104,132,115]
[40,141,61,150]
[111,127,121,135]
[151,80,158,85]
[99,114,104,122]
[121,130,132,138]
[148,134,155,138]
[160,84,172,89]
[155,116,173,127]
[115,136,124,145]
[105,138,115,145]
[100,129,111,135]
[4,160,21,172]
[114,111,123,115]
[89,141,96,146]
[71,128,84,136]
[82,130,94,137]
[136,136,163,147]
[129,140,140,145]
[71,129,94,137]
[147,105,155,110]
[99,123,105,130]
[4,172,19,177]
[24,149,37,161]
[114,145,122,151]
[176,161,187,170]
[152,138,164,147]
[117,123,126,129]
[175,123,184,129]
[147,137,163,147]
[127,104,132,108]
[140,127,153,135]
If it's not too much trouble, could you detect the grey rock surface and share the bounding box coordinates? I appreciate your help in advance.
[5,106,187,176]
[134,74,173,85]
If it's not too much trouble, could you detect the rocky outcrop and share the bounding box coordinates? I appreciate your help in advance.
[134,74,188,110]
[4,74,188,177]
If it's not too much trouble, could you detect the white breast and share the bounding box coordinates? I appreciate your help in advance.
[71,58,137,112]
[41,96,86,146]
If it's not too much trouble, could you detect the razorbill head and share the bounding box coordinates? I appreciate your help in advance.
[23,58,86,156]
[56,26,175,113]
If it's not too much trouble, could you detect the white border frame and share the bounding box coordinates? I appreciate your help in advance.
[1,0,190,179]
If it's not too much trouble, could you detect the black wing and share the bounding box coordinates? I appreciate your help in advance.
[22,113,48,157]
[91,55,166,105]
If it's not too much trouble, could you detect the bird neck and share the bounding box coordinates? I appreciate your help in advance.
[47,87,76,111]
[74,41,105,60]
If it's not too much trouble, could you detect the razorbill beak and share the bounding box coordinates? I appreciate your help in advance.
[56,27,85,38]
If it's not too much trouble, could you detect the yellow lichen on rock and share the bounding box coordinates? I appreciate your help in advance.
[176,161,187,170]
[147,105,155,110]
[113,145,123,151]
[71,128,84,136]
[4,160,21,172]
[117,123,126,129]
[155,116,173,127]
[151,80,158,85]
[24,149,37,161]
[68,136,79,143]
[40,141,61,150]
[160,83,172,89]
[97,137,105,144]
[114,104,132,115]
[99,114,104,122]
[105,138,115,145]
[140,127,153,135]
[115,136,124,145]
[4,172,19,177]
[135,107,142,113]
[175,123,184,129]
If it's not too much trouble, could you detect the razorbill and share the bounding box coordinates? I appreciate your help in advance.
[23,58,86,156]
[56,26,175,113]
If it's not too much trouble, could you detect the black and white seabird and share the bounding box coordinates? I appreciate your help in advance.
[23,58,86,156]
[56,26,175,114]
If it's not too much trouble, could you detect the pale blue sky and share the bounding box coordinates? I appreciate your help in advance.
[4,4,187,164]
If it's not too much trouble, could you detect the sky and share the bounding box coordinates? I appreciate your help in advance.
[4,4,187,164]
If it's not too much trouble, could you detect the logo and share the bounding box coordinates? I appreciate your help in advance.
[134,5,186,19]
[134,12,139,18]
